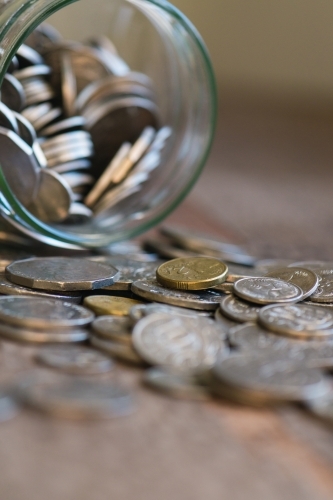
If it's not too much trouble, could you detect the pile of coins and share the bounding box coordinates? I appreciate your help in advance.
[0,23,170,224]
[0,224,333,425]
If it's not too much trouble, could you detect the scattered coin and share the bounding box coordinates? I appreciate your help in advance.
[220,295,262,323]
[35,346,113,374]
[156,257,228,291]
[6,257,119,291]
[84,295,144,316]
[234,277,303,305]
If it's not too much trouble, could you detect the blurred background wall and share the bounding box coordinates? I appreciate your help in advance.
[48,0,333,116]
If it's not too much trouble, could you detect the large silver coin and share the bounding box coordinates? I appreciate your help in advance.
[0,272,81,303]
[229,323,294,352]
[220,295,262,323]
[259,304,333,339]
[143,368,210,401]
[129,303,211,322]
[92,316,133,345]
[0,296,93,330]
[212,354,330,403]
[265,267,319,300]
[310,269,333,303]
[36,346,113,374]
[0,322,88,343]
[6,257,119,291]
[131,279,225,311]
[234,278,303,305]
[132,313,225,374]
[21,376,134,419]
[90,335,144,365]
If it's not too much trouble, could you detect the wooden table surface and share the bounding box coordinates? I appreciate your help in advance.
[1,108,333,500]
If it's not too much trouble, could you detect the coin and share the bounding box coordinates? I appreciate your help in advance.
[90,335,144,365]
[131,278,225,310]
[20,375,134,419]
[92,316,133,344]
[264,267,319,300]
[35,346,113,374]
[0,322,89,343]
[228,323,292,352]
[6,257,119,291]
[129,303,211,322]
[309,269,333,303]
[156,257,228,291]
[259,304,333,339]
[84,295,144,316]
[220,295,262,323]
[132,313,225,374]
[234,277,303,304]
[0,296,93,330]
[143,368,210,401]
[214,309,240,332]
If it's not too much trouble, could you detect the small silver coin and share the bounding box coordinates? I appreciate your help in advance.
[143,368,210,401]
[90,335,144,365]
[259,304,333,339]
[92,316,133,344]
[310,269,333,303]
[131,279,225,311]
[220,295,261,323]
[0,272,81,303]
[6,257,119,291]
[212,354,330,404]
[265,267,319,300]
[132,313,225,374]
[234,277,303,305]
[0,322,88,343]
[20,375,134,419]
[36,346,113,374]
[0,296,93,330]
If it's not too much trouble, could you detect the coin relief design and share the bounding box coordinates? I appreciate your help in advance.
[234,277,303,304]
[310,269,333,303]
[264,267,319,299]
[156,257,228,290]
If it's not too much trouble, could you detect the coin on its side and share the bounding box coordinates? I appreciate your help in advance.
[259,304,333,339]
[92,316,133,344]
[132,313,225,374]
[220,295,261,323]
[84,295,144,316]
[0,322,88,343]
[234,277,303,305]
[0,296,94,330]
[143,368,210,401]
[35,346,113,374]
[265,267,318,300]
[156,257,228,290]
[6,257,119,291]
[310,269,333,303]
[131,279,225,311]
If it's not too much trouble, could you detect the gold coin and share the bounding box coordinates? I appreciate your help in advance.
[83,296,144,316]
[156,257,228,291]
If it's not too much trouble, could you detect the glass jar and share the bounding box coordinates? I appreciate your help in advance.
[0,0,216,249]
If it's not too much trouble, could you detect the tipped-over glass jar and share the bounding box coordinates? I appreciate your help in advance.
[0,0,216,249]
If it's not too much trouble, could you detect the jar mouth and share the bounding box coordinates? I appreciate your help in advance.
[0,0,217,249]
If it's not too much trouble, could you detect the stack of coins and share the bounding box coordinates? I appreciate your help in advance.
[2,225,333,424]
[0,23,170,225]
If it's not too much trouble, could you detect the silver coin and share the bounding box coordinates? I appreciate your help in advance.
[143,368,210,401]
[263,343,333,370]
[36,346,113,374]
[92,316,133,344]
[259,304,333,339]
[6,257,119,291]
[132,313,225,374]
[265,267,319,300]
[309,269,333,303]
[129,303,211,322]
[0,322,88,343]
[229,323,293,352]
[41,116,86,137]
[0,296,93,330]
[20,375,134,419]
[1,74,25,111]
[14,111,36,146]
[14,64,51,80]
[212,354,330,403]
[27,169,72,223]
[131,278,225,311]
[52,159,91,174]
[17,44,43,66]
[220,295,261,323]
[234,277,303,305]
[0,272,81,303]
[90,334,144,365]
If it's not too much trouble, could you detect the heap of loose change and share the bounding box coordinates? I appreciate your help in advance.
[0,23,170,224]
[1,226,333,424]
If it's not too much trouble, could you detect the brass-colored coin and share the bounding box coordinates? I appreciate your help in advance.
[156,257,228,291]
[83,295,144,316]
